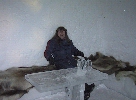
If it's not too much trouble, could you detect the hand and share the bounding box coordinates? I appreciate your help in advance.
[80,52,84,57]
[84,57,88,60]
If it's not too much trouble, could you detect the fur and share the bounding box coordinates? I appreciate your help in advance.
[0,65,56,100]
[89,52,136,85]
[88,52,129,75]
[0,52,136,100]
[115,66,136,84]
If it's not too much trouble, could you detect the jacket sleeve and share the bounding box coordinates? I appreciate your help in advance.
[44,40,55,61]
[71,41,84,57]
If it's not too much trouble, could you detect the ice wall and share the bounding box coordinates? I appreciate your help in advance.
[98,0,136,65]
[0,0,136,70]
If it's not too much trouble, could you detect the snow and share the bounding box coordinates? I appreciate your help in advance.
[89,84,132,100]
[19,83,134,100]
[0,0,136,100]
[19,69,136,100]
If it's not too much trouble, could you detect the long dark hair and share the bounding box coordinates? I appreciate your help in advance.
[51,26,71,44]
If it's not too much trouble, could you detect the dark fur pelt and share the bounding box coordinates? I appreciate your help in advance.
[88,52,129,75]
[0,90,27,100]
[0,65,56,100]
[88,52,136,85]
[115,65,136,84]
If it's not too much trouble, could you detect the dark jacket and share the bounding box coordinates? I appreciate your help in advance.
[44,38,84,69]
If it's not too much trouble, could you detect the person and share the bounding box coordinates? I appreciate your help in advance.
[44,26,84,70]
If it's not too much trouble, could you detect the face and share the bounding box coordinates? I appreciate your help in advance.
[57,30,66,39]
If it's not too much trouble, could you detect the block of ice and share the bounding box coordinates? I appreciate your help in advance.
[25,66,108,100]
[101,74,136,100]
[89,84,132,100]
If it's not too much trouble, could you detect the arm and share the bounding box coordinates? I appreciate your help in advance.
[44,40,55,64]
[71,41,84,57]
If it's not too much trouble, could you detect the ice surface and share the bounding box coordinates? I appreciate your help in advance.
[34,92,66,100]
[25,67,108,92]
[21,68,136,100]
[102,74,136,100]
[25,70,70,92]
[24,66,108,100]
[19,84,133,100]
[18,87,66,100]
[89,84,132,100]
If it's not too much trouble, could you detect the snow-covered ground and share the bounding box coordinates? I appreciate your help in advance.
[89,84,132,100]
[19,74,136,100]
[19,84,133,100]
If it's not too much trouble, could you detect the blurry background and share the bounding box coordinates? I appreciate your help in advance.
[0,0,136,70]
